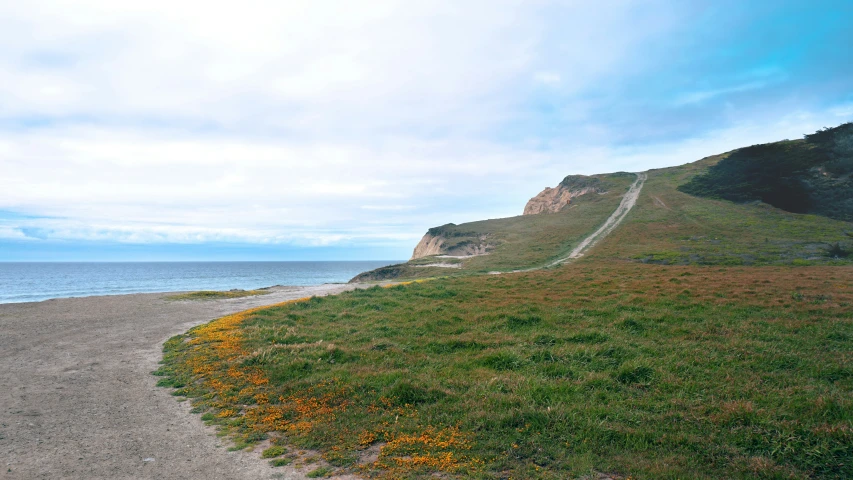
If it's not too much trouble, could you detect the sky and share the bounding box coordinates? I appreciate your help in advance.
[1,0,852,261]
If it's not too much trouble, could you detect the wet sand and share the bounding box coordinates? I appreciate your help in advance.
[0,285,368,479]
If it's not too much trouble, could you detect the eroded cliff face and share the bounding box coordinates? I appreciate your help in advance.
[451,241,491,257]
[410,233,493,260]
[411,234,445,259]
[523,185,600,215]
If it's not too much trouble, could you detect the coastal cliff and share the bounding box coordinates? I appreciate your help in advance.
[410,224,493,260]
[523,175,605,215]
[411,233,445,259]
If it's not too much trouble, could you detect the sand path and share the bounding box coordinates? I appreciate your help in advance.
[0,285,368,479]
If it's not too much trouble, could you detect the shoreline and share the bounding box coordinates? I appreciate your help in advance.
[0,282,355,306]
[0,283,370,479]
[0,260,403,305]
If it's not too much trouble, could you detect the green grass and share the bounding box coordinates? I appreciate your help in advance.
[262,445,287,458]
[157,263,853,478]
[165,289,272,300]
[307,466,332,478]
[270,457,292,467]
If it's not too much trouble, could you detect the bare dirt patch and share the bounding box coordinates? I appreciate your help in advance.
[0,285,367,479]
[413,263,462,269]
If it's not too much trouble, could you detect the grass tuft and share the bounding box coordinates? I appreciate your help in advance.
[388,382,446,406]
[613,365,656,385]
[165,289,271,300]
[261,445,287,458]
[306,466,331,478]
[269,458,291,467]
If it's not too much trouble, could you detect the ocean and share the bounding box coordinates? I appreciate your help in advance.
[0,261,400,304]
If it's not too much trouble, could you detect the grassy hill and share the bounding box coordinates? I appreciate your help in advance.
[356,128,853,282]
[352,173,638,281]
[156,124,853,479]
[593,152,852,266]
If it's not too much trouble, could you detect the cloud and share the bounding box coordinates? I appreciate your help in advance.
[0,1,682,136]
[674,80,770,106]
[0,124,564,244]
[360,205,416,212]
[829,103,853,118]
[672,67,790,106]
[534,72,562,86]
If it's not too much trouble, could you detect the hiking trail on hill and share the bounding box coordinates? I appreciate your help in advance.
[547,171,647,266]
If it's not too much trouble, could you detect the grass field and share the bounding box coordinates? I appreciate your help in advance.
[156,263,853,479]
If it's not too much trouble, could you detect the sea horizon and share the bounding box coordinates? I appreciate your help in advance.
[0,260,402,304]
[0,260,403,263]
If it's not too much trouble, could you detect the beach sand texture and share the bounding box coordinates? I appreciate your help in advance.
[0,285,366,479]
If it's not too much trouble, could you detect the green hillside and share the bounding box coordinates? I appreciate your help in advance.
[356,127,853,282]
[352,173,637,281]
[594,153,853,266]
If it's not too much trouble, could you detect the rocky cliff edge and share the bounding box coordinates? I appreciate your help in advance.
[410,225,493,260]
[523,175,607,215]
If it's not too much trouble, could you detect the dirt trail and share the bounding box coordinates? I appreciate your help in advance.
[487,172,646,276]
[547,171,646,266]
[0,285,367,480]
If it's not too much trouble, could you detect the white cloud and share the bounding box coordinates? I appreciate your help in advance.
[673,67,790,106]
[829,103,853,118]
[5,108,842,248]
[675,81,768,106]
[360,205,416,211]
[0,125,563,243]
[0,0,680,134]
[534,72,562,86]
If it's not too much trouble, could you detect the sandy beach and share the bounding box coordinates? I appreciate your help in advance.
[0,285,368,479]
